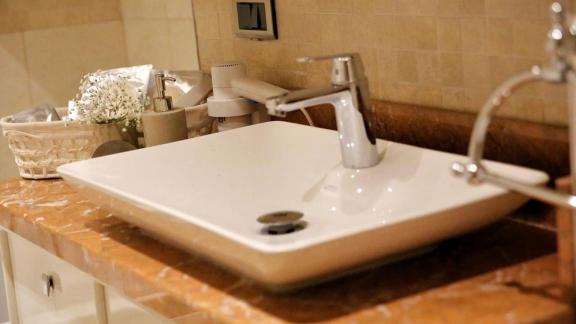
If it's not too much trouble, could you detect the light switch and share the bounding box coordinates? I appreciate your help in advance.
[234,0,277,40]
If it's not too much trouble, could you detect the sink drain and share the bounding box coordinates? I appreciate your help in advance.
[257,211,306,235]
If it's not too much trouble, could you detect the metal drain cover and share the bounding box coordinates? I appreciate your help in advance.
[257,211,305,235]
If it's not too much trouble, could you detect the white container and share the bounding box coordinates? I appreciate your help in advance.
[1,108,122,179]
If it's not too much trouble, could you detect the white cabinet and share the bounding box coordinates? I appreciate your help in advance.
[8,233,99,324]
[3,232,169,324]
[107,289,168,324]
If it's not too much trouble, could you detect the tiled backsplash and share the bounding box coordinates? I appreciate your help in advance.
[193,0,570,126]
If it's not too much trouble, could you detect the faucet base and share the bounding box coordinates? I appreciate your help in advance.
[333,91,380,169]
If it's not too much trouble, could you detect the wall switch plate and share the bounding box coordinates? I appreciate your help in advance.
[233,0,277,40]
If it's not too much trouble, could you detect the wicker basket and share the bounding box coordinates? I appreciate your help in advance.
[1,108,122,179]
[184,103,216,139]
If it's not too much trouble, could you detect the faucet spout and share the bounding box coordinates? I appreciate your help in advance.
[266,85,347,116]
[266,85,348,117]
[264,53,380,169]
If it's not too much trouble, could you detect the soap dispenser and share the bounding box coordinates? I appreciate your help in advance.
[142,73,189,147]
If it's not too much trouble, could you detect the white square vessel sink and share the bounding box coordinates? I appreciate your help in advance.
[58,122,548,290]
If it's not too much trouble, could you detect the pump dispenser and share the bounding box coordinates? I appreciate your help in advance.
[153,73,176,112]
[142,73,189,147]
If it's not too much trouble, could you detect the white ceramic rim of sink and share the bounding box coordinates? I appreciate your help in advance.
[58,122,549,255]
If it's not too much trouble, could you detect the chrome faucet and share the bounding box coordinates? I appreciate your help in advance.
[265,54,380,169]
[452,2,576,208]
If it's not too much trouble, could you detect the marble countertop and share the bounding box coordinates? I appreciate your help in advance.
[0,178,572,323]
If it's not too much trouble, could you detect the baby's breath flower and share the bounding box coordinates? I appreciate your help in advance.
[72,71,148,127]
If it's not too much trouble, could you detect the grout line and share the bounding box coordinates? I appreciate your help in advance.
[19,31,34,109]
[117,16,130,66]
[190,1,202,71]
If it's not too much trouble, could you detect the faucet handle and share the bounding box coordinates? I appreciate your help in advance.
[296,53,366,86]
[542,2,573,82]
[548,2,567,47]
[550,2,565,25]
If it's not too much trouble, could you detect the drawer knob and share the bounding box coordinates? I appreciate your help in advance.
[41,273,55,297]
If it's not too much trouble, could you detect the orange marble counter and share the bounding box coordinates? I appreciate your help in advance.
[0,178,573,323]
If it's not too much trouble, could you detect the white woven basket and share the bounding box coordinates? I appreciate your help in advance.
[184,103,216,139]
[1,108,122,179]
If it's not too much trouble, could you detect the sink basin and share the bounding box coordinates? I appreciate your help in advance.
[58,121,548,290]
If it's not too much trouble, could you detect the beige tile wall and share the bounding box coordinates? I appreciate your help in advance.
[0,33,31,179]
[121,0,200,70]
[193,0,570,126]
[0,0,122,34]
[25,22,128,105]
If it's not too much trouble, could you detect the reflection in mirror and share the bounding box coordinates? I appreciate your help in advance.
[0,1,199,180]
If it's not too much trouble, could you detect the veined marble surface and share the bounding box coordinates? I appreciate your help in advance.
[0,178,571,323]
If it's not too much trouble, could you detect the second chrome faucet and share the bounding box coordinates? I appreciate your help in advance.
[453,2,576,209]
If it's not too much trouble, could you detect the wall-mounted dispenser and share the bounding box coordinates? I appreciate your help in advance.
[207,61,288,131]
[233,0,277,40]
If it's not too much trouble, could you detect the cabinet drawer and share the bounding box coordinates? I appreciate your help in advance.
[9,233,99,324]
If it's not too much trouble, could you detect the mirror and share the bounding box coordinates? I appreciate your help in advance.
[0,0,199,179]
